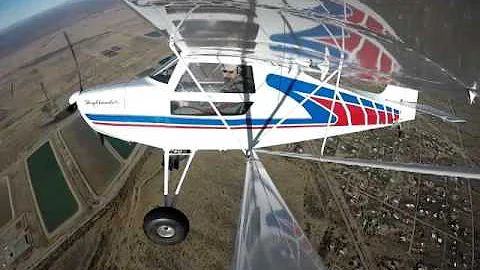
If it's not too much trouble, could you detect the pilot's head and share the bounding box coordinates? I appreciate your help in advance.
[223,64,238,81]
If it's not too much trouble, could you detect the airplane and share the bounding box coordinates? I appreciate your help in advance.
[49,0,479,269]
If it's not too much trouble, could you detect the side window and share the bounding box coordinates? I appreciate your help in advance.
[171,101,253,116]
[175,63,255,93]
[150,61,177,84]
[174,72,199,92]
[218,64,255,93]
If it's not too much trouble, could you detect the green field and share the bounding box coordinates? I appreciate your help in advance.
[106,136,136,159]
[27,142,78,233]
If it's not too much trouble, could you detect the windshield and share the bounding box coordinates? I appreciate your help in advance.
[157,54,176,67]
[150,54,177,83]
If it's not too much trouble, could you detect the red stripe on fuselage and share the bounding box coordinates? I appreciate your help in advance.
[346,104,365,125]
[364,108,378,124]
[393,113,399,122]
[387,111,393,123]
[378,111,386,124]
[310,97,349,126]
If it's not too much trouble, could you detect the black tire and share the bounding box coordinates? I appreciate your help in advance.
[143,207,189,245]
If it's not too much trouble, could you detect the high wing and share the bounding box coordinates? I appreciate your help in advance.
[122,0,468,123]
[256,149,480,180]
[121,0,401,81]
[233,154,326,270]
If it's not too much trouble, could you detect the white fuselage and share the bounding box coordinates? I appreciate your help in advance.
[73,55,417,151]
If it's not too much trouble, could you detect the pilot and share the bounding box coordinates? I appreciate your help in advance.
[222,64,244,93]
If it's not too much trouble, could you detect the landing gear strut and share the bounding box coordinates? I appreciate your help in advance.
[143,149,195,245]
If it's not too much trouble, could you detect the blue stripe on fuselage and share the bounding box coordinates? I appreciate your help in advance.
[374,103,385,111]
[265,74,337,124]
[86,114,325,126]
[86,74,400,128]
[340,92,360,104]
[360,98,374,108]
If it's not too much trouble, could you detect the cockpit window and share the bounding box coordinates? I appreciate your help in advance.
[175,72,198,92]
[171,101,253,116]
[158,54,176,66]
[174,63,255,93]
[150,55,177,84]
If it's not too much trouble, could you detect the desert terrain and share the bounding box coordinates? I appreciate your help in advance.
[0,1,479,270]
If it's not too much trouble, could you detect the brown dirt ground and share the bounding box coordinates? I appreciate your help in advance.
[0,177,12,228]
[61,117,121,195]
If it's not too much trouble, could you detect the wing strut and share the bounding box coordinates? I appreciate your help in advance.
[232,153,326,270]
[256,149,480,180]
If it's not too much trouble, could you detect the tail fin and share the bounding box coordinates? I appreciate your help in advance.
[380,85,465,123]
[380,84,418,122]
[380,84,418,103]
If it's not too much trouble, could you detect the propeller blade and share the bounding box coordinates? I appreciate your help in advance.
[256,149,480,180]
[63,31,84,92]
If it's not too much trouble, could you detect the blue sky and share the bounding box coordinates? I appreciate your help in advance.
[0,0,70,30]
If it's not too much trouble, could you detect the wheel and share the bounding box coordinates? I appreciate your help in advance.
[143,207,189,245]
